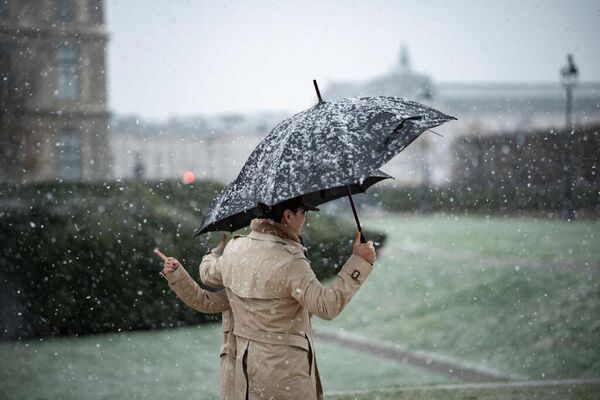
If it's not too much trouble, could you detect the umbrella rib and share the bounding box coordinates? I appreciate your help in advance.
[428,129,444,138]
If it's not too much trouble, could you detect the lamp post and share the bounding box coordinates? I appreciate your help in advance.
[560,54,578,221]
[419,135,431,214]
[419,88,433,215]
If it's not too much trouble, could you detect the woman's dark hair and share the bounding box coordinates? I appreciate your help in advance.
[258,198,302,223]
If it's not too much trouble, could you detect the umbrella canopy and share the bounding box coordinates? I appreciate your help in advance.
[195,96,455,236]
[195,170,392,235]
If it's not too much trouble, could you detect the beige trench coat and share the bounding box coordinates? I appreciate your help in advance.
[199,220,373,400]
[163,261,236,399]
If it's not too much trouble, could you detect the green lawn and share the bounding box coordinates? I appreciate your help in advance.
[0,326,222,400]
[367,213,599,264]
[0,324,453,400]
[1,213,598,399]
[314,213,600,380]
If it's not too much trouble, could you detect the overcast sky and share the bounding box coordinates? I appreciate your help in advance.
[105,0,600,120]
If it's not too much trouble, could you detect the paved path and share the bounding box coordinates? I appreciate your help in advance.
[314,329,515,382]
[328,378,600,399]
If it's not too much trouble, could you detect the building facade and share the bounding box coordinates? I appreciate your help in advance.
[109,45,600,187]
[109,113,285,183]
[325,47,600,187]
[0,0,110,183]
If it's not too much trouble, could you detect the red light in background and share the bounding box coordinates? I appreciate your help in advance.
[182,171,195,184]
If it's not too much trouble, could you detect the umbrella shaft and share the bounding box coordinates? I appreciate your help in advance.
[313,79,323,103]
[347,186,366,243]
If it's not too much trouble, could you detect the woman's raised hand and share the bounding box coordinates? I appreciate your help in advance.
[154,248,182,275]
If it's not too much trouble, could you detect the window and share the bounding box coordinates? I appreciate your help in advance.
[55,0,74,22]
[0,1,8,19]
[55,46,79,100]
[0,42,8,82]
[57,128,82,180]
[88,0,103,23]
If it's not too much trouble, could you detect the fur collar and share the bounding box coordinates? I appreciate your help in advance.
[250,218,300,243]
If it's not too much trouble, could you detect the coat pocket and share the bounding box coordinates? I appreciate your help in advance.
[289,342,311,377]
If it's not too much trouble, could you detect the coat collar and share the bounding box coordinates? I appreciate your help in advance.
[250,218,300,243]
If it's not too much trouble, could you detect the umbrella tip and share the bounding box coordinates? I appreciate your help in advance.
[313,79,323,103]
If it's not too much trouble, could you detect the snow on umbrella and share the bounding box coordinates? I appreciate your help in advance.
[195,85,455,237]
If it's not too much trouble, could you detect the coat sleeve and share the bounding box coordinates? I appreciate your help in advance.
[199,247,225,288]
[286,254,373,321]
[163,265,230,313]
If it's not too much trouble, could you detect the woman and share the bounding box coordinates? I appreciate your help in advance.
[155,248,235,399]
[199,196,376,399]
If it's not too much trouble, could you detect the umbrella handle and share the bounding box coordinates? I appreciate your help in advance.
[359,231,367,244]
[347,186,367,244]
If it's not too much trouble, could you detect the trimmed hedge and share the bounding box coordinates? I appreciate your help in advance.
[371,185,599,217]
[0,181,385,341]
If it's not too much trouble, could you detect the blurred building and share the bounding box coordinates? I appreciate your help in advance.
[452,123,600,192]
[109,113,285,183]
[110,45,600,187]
[0,0,110,183]
[325,46,600,187]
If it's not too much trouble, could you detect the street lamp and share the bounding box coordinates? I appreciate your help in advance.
[560,54,578,221]
[418,86,433,215]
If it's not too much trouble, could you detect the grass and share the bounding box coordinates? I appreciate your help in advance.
[0,324,454,400]
[368,213,599,265]
[314,213,600,380]
[1,212,598,399]
[0,326,222,400]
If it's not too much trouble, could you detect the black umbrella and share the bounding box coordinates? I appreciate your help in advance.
[195,170,392,236]
[195,83,455,237]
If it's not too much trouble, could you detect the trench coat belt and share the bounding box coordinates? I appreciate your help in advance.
[233,325,310,352]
